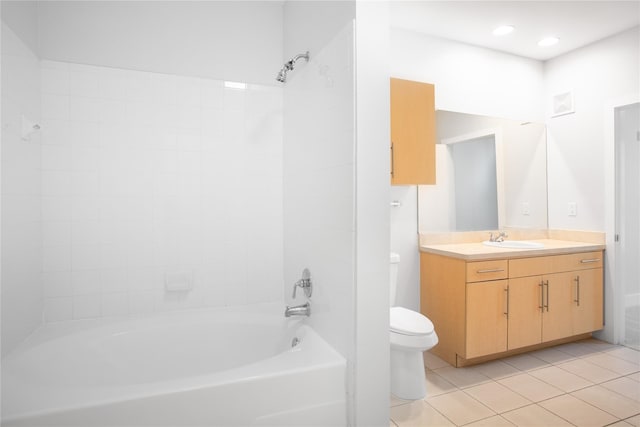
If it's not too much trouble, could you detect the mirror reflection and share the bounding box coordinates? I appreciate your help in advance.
[418,111,548,233]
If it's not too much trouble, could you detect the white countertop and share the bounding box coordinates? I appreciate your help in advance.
[420,239,606,261]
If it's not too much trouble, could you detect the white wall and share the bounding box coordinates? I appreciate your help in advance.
[1,0,285,341]
[545,27,640,231]
[1,22,42,356]
[390,29,545,311]
[282,1,359,424]
[38,60,283,321]
[354,3,391,425]
[37,1,283,86]
[391,29,545,122]
[1,1,38,55]
[283,3,390,425]
[544,27,639,343]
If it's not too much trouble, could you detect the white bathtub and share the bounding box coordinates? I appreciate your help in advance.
[1,304,347,426]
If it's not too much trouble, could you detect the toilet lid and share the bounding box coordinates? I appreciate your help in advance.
[390,307,434,336]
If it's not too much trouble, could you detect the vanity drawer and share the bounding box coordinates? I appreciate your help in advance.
[550,251,603,272]
[510,251,603,278]
[466,260,508,282]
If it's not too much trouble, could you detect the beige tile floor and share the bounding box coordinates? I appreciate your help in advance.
[390,339,640,427]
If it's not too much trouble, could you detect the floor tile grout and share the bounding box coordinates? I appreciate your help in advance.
[391,339,640,427]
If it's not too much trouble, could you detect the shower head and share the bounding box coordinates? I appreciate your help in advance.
[276,51,310,83]
[276,69,288,83]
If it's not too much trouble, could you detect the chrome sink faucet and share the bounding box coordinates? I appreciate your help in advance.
[489,231,508,242]
[285,302,311,317]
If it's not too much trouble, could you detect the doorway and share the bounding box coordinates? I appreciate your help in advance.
[615,102,640,350]
[450,135,499,231]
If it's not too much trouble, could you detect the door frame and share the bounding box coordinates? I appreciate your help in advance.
[603,94,640,344]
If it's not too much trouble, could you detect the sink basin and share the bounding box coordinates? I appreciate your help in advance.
[482,240,545,249]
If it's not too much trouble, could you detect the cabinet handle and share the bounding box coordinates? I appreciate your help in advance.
[390,142,394,177]
[544,280,549,312]
[476,268,505,274]
[580,258,600,264]
[539,281,544,311]
[504,286,509,318]
[574,276,580,306]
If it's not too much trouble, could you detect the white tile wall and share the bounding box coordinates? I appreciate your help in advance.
[40,60,284,321]
[283,21,356,359]
[1,23,43,356]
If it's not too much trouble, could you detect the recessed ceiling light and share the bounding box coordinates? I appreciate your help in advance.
[492,25,514,36]
[538,37,560,47]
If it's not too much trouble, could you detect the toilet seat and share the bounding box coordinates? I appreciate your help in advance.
[390,307,434,336]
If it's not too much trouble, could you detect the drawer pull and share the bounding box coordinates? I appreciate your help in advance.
[580,258,600,264]
[539,281,544,310]
[544,280,549,312]
[390,142,394,177]
[476,268,505,274]
[504,287,510,318]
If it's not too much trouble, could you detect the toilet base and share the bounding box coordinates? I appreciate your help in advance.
[390,348,427,400]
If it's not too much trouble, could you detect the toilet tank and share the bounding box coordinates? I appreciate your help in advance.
[390,252,400,307]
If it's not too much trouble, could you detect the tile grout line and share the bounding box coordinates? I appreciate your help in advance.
[421,398,460,426]
[395,341,639,427]
[503,402,580,427]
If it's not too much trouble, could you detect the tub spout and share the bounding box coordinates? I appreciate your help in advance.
[285,302,311,317]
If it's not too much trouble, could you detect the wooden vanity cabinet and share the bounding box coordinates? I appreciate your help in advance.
[390,78,435,185]
[508,252,604,349]
[508,272,575,349]
[466,279,509,358]
[571,267,605,335]
[465,260,509,359]
[421,250,604,366]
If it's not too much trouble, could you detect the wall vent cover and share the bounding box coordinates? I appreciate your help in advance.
[552,91,575,117]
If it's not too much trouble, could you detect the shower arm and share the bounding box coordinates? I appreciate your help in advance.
[292,51,310,63]
[276,51,310,83]
[285,51,310,70]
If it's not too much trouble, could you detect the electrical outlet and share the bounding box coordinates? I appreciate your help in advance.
[522,202,530,216]
[568,202,577,216]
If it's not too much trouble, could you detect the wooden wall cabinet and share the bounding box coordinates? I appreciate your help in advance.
[390,78,435,185]
[421,250,604,366]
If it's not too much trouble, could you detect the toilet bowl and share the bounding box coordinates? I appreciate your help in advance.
[390,253,438,400]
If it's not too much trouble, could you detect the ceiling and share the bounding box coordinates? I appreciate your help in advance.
[389,1,640,61]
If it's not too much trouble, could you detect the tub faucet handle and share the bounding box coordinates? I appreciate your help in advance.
[292,268,313,299]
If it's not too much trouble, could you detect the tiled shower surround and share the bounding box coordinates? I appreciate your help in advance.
[40,61,284,321]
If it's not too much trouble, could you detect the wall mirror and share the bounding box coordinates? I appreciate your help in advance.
[418,110,548,233]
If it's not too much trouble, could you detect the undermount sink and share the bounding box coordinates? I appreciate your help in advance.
[482,240,545,249]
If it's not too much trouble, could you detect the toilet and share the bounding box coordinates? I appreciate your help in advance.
[390,252,438,400]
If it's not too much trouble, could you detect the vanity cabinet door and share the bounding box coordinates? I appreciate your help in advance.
[572,268,604,335]
[466,280,508,358]
[541,271,575,342]
[507,276,543,350]
[390,78,435,185]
